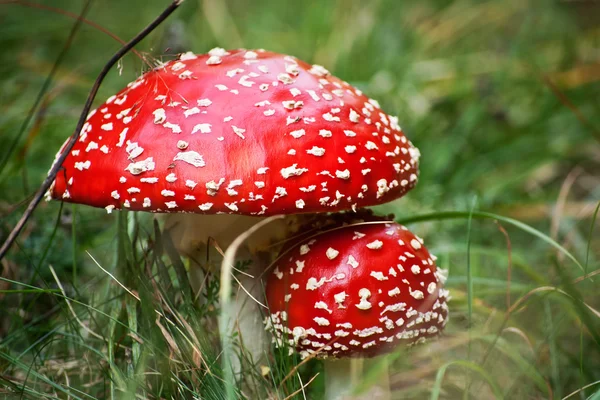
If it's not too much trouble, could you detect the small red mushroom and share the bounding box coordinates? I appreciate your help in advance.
[265,216,449,398]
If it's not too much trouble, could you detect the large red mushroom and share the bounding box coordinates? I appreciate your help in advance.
[47,48,419,214]
[45,48,422,386]
[265,216,449,398]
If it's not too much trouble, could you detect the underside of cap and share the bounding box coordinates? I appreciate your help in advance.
[49,49,420,215]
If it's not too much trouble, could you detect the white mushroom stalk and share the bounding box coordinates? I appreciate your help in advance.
[164,213,303,380]
[265,218,449,399]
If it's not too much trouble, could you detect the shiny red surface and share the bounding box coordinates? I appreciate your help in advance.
[50,49,419,215]
[265,221,449,358]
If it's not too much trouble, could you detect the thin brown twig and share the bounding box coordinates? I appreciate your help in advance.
[542,75,600,142]
[494,220,513,310]
[0,0,185,260]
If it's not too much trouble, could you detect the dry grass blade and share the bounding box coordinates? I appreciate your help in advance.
[87,251,140,301]
[283,373,319,400]
[542,75,600,142]
[501,327,534,356]
[49,265,103,340]
[561,379,600,400]
[219,215,285,398]
[508,286,600,319]
[494,221,513,310]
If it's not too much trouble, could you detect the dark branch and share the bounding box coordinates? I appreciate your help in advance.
[0,0,185,260]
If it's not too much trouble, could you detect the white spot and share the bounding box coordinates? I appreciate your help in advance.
[208,47,229,57]
[323,112,340,122]
[306,146,325,156]
[179,51,197,61]
[314,317,330,326]
[289,129,305,139]
[307,90,320,101]
[165,173,177,183]
[184,107,200,117]
[85,141,98,152]
[380,302,407,315]
[125,142,144,159]
[309,64,329,76]
[334,291,347,308]
[356,288,372,310]
[281,164,308,179]
[198,203,213,211]
[278,73,294,84]
[326,248,339,260]
[225,202,239,212]
[427,282,437,294]
[300,244,310,255]
[335,169,350,180]
[125,157,155,175]
[306,277,326,290]
[366,240,383,250]
[173,151,205,168]
[232,126,246,139]
[410,239,422,250]
[117,128,128,147]
[163,122,182,134]
[365,141,378,150]
[410,288,425,300]
[152,109,166,124]
[346,255,359,269]
[370,271,388,281]
[315,301,332,314]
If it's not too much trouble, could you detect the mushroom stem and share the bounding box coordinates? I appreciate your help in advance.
[164,213,300,380]
[324,356,391,400]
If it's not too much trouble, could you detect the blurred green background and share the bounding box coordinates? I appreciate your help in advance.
[1,0,599,399]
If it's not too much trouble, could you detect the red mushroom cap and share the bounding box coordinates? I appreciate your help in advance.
[48,49,420,215]
[265,219,449,359]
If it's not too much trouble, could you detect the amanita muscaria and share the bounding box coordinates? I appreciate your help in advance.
[47,48,419,214]
[265,216,449,398]
[45,48,422,387]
